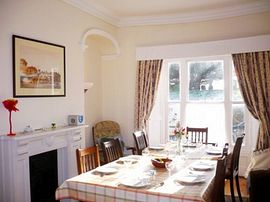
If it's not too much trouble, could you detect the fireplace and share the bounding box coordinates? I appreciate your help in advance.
[0,125,87,202]
[30,150,59,202]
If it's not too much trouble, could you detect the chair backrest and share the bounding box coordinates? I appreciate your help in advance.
[76,145,100,174]
[221,143,229,157]
[209,156,227,202]
[186,127,208,144]
[133,131,148,155]
[101,138,123,164]
[249,169,270,202]
[228,134,245,175]
[92,121,121,145]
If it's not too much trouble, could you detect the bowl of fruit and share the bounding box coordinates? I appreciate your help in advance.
[151,158,172,168]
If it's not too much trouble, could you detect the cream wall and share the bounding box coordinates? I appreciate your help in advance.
[103,11,270,146]
[1,0,270,149]
[84,37,102,146]
[84,36,117,146]
[0,0,117,146]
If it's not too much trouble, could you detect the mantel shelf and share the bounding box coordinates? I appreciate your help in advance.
[0,125,88,140]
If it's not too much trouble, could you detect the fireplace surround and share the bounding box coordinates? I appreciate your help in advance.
[0,125,87,202]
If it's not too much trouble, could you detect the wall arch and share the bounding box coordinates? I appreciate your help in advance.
[80,28,120,60]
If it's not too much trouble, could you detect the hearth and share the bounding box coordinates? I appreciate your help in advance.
[30,150,59,202]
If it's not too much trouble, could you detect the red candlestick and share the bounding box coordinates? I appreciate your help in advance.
[7,111,15,136]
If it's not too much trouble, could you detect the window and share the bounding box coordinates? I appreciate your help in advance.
[188,60,224,101]
[162,55,249,146]
[168,63,180,139]
[232,67,245,143]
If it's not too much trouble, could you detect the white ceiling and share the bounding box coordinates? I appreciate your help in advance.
[62,0,270,27]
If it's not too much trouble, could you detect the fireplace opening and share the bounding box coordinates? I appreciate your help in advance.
[30,150,59,202]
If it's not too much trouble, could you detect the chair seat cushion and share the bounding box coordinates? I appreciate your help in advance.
[245,148,270,178]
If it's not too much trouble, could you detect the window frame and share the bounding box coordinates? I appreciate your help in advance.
[164,55,250,147]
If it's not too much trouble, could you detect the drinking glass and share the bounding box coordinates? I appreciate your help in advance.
[123,159,133,169]
[165,161,175,176]
[142,148,149,156]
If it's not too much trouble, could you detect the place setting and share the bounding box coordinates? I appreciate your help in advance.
[92,166,119,176]
[119,177,151,188]
[205,146,223,155]
[118,170,157,188]
[174,171,206,185]
[148,144,165,151]
[189,161,215,171]
[116,157,139,166]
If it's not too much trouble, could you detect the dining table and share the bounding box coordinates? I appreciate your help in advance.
[55,142,224,202]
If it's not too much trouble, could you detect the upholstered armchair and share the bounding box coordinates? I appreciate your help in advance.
[92,121,135,163]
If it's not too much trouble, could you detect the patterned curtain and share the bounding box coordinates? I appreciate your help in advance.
[232,51,270,150]
[135,60,163,131]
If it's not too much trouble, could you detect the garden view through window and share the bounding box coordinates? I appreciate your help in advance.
[166,56,246,145]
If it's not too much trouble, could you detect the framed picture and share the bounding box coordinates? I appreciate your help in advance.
[13,35,66,97]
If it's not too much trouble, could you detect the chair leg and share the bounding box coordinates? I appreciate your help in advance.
[235,175,243,202]
[230,177,236,202]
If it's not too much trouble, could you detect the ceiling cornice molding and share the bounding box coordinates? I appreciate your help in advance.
[62,0,120,25]
[62,0,270,27]
[118,1,270,27]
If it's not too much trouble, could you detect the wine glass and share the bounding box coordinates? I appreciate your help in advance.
[123,159,133,169]
[142,148,149,156]
[165,161,175,176]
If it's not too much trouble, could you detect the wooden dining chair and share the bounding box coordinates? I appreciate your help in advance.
[225,134,245,202]
[133,131,148,155]
[221,143,229,157]
[186,127,209,144]
[101,138,123,164]
[209,155,227,202]
[76,145,100,175]
[92,121,135,164]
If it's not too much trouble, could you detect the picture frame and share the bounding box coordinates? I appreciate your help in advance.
[13,35,66,97]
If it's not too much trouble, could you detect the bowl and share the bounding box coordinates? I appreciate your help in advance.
[151,158,172,168]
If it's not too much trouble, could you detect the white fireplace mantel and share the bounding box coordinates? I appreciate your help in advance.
[0,125,87,202]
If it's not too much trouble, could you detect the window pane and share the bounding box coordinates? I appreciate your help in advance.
[186,103,226,146]
[232,66,243,101]
[168,103,180,139]
[169,63,180,101]
[188,61,224,101]
[232,104,245,143]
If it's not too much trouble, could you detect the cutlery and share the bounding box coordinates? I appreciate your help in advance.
[153,182,164,189]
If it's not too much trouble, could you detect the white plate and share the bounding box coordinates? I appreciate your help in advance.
[117,158,138,165]
[191,163,214,171]
[175,174,206,184]
[121,156,141,161]
[206,149,222,155]
[182,143,197,148]
[120,178,150,188]
[95,167,118,174]
[148,146,164,150]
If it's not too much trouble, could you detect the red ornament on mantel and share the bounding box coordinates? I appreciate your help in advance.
[2,99,19,136]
